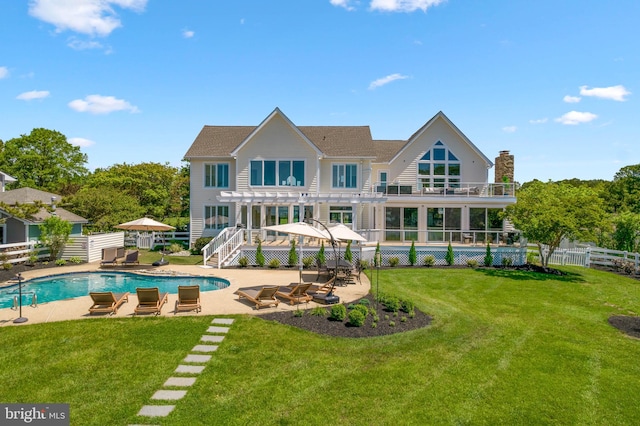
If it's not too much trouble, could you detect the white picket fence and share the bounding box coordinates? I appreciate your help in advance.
[535,245,640,269]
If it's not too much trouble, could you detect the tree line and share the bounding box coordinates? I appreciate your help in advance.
[0,128,189,232]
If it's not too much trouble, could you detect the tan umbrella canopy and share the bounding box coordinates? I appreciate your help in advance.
[327,223,367,242]
[115,217,175,232]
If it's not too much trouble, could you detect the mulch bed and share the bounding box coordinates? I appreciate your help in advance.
[608,316,640,339]
[0,262,66,285]
[260,294,432,338]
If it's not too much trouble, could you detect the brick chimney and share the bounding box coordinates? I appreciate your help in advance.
[494,150,514,184]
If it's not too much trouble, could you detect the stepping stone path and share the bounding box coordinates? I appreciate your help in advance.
[133,317,234,424]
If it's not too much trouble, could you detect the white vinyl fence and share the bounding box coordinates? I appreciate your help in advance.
[535,244,640,269]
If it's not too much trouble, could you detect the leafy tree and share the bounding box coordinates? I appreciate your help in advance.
[445,242,455,265]
[611,212,640,252]
[505,180,607,268]
[288,239,298,266]
[344,241,353,262]
[39,216,73,260]
[608,164,640,214]
[0,128,88,192]
[65,187,145,231]
[86,162,183,219]
[408,240,417,266]
[0,201,48,221]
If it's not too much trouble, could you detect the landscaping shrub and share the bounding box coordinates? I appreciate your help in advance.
[69,256,83,264]
[193,236,213,253]
[502,257,513,267]
[302,256,315,268]
[293,309,304,317]
[316,241,326,265]
[388,256,400,267]
[374,242,381,266]
[310,306,327,316]
[268,258,281,269]
[445,242,455,265]
[256,240,265,267]
[358,298,370,306]
[238,257,249,268]
[169,243,184,253]
[484,243,493,267]
[55,259,66,266]
[401,299,414,314]
[348,309,366,327]
[352,304,368,317]
[344,241,353,262]
[330,304,347,321]
[408,240,417,266]
[423,255,435,267]
[467,259,479,268]
[2,262,12,270]
[288,240,298,266]
[384,296,400,313]
[526,251,538,265]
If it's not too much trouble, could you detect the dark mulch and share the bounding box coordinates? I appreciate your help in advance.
[260,294,432,338]
[0,262,66,284]
[609,316,640,339]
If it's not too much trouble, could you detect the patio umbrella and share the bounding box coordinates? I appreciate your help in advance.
[327,223,367,242]
[262,222,331,284]
[115,218,175,265]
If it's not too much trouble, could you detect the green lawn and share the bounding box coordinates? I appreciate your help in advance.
[138,249,203,265]
[1,266,639,425]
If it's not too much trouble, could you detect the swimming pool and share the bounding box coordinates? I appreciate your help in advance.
[0,272,230,309]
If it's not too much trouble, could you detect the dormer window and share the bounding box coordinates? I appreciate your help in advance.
[418,141,460,188]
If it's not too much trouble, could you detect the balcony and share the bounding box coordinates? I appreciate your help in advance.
[373,182,516,198]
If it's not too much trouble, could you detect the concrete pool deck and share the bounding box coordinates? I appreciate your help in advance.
[0,262,371,326]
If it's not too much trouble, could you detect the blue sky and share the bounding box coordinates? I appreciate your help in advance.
[0,0,638,183]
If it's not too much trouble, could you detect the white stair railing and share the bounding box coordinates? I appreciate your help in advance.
[215,229,245,268]
[201,227,232,265]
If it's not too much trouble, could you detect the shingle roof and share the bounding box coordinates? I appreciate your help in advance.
[373,140,408,163]
[183,125,378,159]
[0,187,60,205]
[30,207,88,224]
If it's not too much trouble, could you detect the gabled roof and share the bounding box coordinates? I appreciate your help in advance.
[373,140,408,163]
[0,187,60,205]
[184,108,376,159]
[390,111,493,167]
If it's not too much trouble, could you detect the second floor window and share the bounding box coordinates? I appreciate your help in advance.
[204,163,229,188]
[418,141,460,188]
[250,160,304,187]
[332,163,357,188]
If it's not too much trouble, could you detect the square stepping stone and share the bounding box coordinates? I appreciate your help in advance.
[138,405,175,417]
[212,318,234,325]
[184,354,211,363]
[151,390,187,400]
[175,365,205,374]
[207,326,230,333]
[164,377,196,387]
[201,335,224,343]
[192,344,218,353]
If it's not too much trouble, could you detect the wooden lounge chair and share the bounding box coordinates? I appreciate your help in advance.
[276,282,313,305]
[175,285,201,314]
[237,286,280,310]
[88,291,129,315]
[100,247,118,267]
[309,276,336,295]
[134,287,169,315]
[121,250,139,266]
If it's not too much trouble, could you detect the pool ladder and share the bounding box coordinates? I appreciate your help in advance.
[11,292,38,310]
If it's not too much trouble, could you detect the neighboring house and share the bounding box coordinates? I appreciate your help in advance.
[183,108,516,246]
[0,186,88,244]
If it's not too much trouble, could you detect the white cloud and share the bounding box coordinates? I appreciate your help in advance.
[369,0,446,12]
[555,111,598,125]
[68,94,139,114]
[368,73,408,90]
[330,0,356,11]
[529,118,548,124]
[28,0,147,37]
[16,90,50,100]
[563,95,581,103]
[68,38,104,50]
[68,137,95,147]
[502,126,517,133]
[579,85,631,101]
[182,29,194,38]
[0,66,8,79]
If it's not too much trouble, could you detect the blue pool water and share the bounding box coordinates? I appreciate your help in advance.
[0,272,230,309]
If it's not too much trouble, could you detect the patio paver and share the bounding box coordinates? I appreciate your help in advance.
[207,326,230,333]
[137,405,175,417]
[151,390,187,400]
[175,365,205,374]
[184,354,212,363]
[201,335,224,343]
[192,344,218,353]
[212,318,235,325]
[164,377,197,387]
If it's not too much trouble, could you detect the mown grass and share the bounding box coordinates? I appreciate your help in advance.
[1,266,640,425]
[138,249,203,265]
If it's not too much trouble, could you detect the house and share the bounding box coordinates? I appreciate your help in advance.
[183,108,516,247]
[0,186,88,244]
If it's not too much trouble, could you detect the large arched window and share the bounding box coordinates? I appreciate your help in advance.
[417,141,460,188]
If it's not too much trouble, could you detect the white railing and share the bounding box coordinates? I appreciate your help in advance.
[534,245,640,269]
[0,242,49,264]
[201,227,233,265]
[215,229,245,268]
[124,231,190,249]
[370,181,517,198]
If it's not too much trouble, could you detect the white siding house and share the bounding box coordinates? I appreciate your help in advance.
[184,108,516,246]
